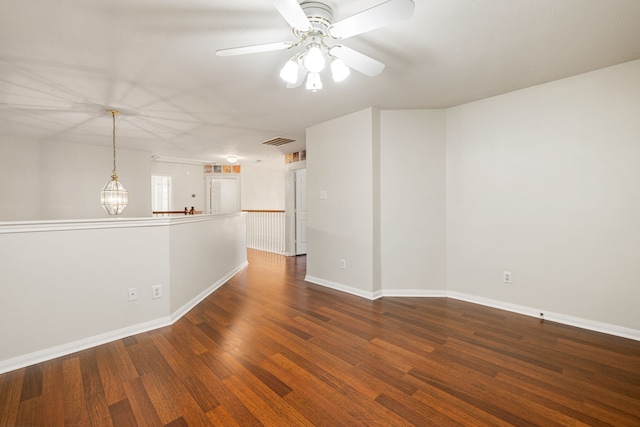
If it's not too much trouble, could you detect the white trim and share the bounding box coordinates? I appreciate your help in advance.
[446,291,540,318]
[151,155,211,165]
[170,261,249,323]
[303,282,640,341]
[447,291,640,341]
[0,260,249,375]
[0,317,172,374]
[0,213,245,234]
[380,289,448,298]
[285,170,296,256]
[304,275,377,300]
[286,160,307,171]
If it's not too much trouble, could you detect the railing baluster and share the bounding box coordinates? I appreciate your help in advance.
[244,210,286,254]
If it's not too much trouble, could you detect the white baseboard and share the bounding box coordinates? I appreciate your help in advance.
[0,261,249,375]
[170,261,248,323]
[5,266,636,375]
[447,291,640,341]
[381,289,449,298]
[304,275,377,300]
[0,317,172,374]
[303,281,640,342]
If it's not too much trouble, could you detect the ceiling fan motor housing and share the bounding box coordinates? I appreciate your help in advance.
[298,2,334,36]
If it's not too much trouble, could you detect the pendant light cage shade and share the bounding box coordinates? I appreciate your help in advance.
[101,176,128,215]
[101,110,128,215]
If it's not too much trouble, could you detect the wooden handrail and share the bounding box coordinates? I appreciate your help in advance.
[153,211,189,215]
[153,207,202,215]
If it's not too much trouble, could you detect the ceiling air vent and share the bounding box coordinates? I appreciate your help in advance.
[262,136,295,147]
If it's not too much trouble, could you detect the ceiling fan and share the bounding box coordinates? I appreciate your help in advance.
[216,0,415,91]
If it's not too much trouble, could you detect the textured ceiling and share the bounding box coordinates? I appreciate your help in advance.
[1,0,640,167]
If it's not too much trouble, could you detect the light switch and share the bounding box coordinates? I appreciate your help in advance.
[320,190,327,200]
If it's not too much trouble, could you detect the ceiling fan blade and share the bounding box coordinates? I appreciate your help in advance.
[328,0,415,39]
[329,45,385,77]
[272,0,312,32]
[216,41,294,56]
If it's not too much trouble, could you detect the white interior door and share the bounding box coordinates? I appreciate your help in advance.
[152,175,172,212]
[295,169,307,255]
[208,177,240,214]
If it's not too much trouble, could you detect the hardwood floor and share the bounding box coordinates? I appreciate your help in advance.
[1,249,640,426]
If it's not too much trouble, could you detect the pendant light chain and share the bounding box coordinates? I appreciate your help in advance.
[110,110,119,179]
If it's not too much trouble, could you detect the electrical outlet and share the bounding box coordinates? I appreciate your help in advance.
[340,259,346,269]
[503,271,512,284]
[152,285,162,299]
[128,287,138,301]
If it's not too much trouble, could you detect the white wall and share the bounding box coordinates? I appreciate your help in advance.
[0,138,151,220]
[169,214,247,312]
[0,220,170,365]
[380,110,447,292]
[0,137,40,221]
[151,161,207,212]
[0,214,248,373]
[150,161,286,213]
[446,60,640,331]
[306,108,375,296]
[304,60,640,336]
[306,109,448,297]
[241,163,286,210]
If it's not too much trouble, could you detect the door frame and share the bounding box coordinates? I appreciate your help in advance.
[205,175,240,215]
[285,164,306,256]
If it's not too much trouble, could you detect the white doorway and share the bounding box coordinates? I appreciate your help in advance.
[152,175,172,212]
[207,177,240,214]
[295,169,307,255]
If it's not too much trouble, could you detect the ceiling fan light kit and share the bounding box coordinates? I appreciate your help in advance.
[330,57,350,82]
[306,72,323,92]
[280,57,300,83]
[216,0,415,91]
[304,43,326,73]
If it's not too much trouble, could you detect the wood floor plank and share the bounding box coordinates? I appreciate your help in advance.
[95,339,139,406]
[181,375,220,413]
[223,373,312,426]
[15,395,42,426]
[122,376,164,427]
[62,357,90,426]
[0,369,24,426]
[262,352,363,424]
[2,249,640,425]
[412,387,514,427]
[375,391,462,426]
[19,363,43,403]
[40,360,66,427]
[108,398,137,427]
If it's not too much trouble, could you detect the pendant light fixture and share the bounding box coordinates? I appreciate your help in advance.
[101,110,128,215]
